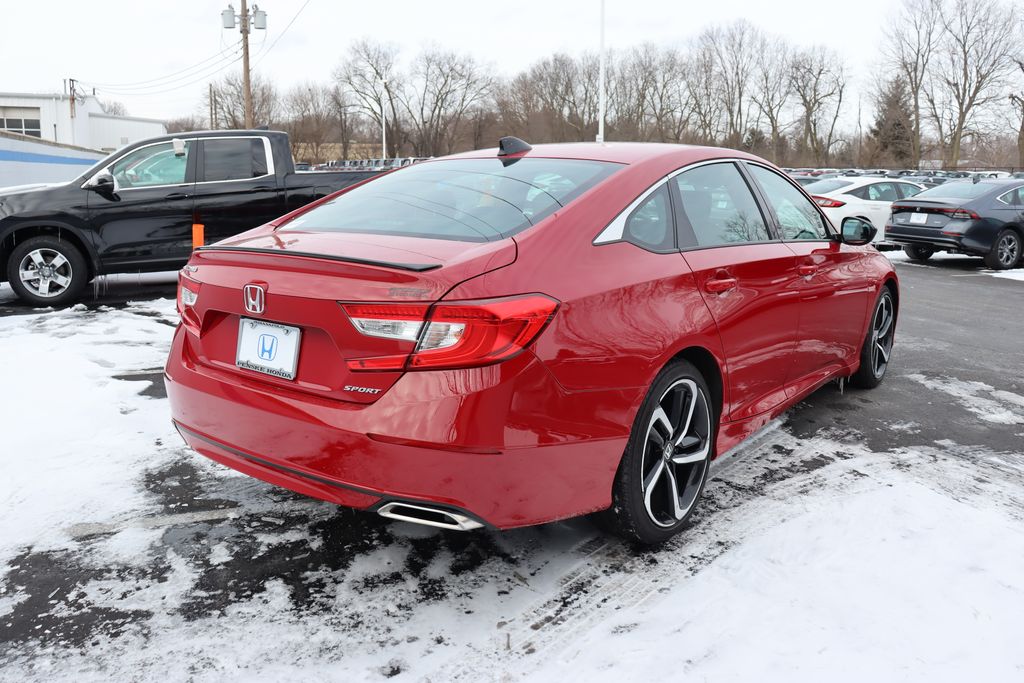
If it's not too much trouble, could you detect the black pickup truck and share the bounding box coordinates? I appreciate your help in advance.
[0,130,379,305]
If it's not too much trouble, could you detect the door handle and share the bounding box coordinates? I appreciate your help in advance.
[165,192,191,201]
[705,273,738,293]
[798,264,819,277]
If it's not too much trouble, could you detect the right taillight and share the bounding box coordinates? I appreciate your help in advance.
[813,196,846,208]
[177,273,201,333]
[343,294,559,372]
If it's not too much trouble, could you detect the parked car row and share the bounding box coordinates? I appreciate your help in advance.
[310,157,429,172]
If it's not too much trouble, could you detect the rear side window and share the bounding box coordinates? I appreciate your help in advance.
[673,163,770,247]
[280,158,622,241]
[203,138,270,182]
[897,183,923,199]
[748,165,829,241]
[623,185,674,252]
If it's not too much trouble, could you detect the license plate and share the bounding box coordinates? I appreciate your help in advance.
[236,318,301,380]
[909,213,929,225]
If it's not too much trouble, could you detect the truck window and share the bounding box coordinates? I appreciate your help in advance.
[111,141,192,189]
[203,138,270,182]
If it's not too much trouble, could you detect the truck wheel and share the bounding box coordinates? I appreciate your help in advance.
[903,244,934,262]
[984,229,1021,270]
[599,360,714,545]
[6,236,88,307]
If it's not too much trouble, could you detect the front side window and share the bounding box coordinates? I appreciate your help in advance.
[280,158,621,242]
[673,163,770,247]
[110,141,192,188]
[748,165,829,241]
[203,138,270,182]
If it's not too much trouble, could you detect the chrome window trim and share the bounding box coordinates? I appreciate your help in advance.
[593,158,741,245]
[80,135,275,193]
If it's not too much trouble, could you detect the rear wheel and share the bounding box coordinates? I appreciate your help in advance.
[6,236,88,307]
[903,244,934,262]
[850,287,896,389]
[984,229,1021,270]
[600,360,714,545]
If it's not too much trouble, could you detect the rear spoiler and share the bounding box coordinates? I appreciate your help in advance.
[193,245,440,272]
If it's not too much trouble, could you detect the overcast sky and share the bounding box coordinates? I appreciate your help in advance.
[2,0,895,124]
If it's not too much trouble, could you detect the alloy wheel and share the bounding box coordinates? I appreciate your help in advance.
[996,233,1020,268]
[870,292,895,378]
[640,378,712,528]
[18,248,74,299]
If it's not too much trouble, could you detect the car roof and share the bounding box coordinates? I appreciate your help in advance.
[441,141,761,166]
[808,176,923,194]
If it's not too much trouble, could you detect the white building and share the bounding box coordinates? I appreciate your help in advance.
[0,92,166,153]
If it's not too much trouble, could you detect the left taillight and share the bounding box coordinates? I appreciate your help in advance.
[177,273,201,332]
[343,294,559,372]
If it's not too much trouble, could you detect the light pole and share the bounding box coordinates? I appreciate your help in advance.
[379,78,388,160]
[596,0,606,143]
[222,2,267,128]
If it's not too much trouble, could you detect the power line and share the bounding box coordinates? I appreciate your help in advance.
[252,0,312,69]
[82,46,245,95]
[84,45,243,89]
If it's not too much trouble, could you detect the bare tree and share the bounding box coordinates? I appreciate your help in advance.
[399,48,492,156]
[790,46,847,165]
[703,20,760,148]
[166,115,205,134]
[204,71,280,129]
[685,40,725,144]
[1010,59,1024,168]
[750,35,793,162]
[100,100,128,117]
[283,83,335,163]
[335,40,403,157]
[929,0,1018,167]
[884,0,942,166]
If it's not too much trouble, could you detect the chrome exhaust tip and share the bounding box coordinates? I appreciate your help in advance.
[377,502,484,531]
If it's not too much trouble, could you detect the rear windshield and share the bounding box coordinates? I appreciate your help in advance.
[280,158,622,242]
[913,181,993,200]
[802,179,853,194]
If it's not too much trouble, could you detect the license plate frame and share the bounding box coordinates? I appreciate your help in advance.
[236,317,302,380]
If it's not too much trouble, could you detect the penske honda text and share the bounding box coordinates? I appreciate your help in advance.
[166,137,898,544]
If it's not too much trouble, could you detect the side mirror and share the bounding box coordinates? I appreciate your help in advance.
[840,217,877,246]
[83,170,118,195]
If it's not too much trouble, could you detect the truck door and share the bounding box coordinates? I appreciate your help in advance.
[191,136,285,245]
[87,139,197,270]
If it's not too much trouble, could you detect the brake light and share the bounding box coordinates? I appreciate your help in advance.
[343,294,559,371]
[177,273,201,332]
[943,208,979,220]
[813,196,846,208]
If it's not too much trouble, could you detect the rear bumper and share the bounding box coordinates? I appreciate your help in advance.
[886,225,988,255]
[165,325,634,529]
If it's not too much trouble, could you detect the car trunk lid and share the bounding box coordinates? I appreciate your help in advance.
[179,229,516,403]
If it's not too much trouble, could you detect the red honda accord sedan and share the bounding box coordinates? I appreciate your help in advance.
[166,138,898,544]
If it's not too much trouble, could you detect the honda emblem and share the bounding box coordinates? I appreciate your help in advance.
[243,284,265,315]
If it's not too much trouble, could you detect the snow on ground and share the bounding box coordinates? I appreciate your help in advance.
[882,248,1024,281]
[1,301,1024,681]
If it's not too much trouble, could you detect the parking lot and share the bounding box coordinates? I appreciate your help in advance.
[0,253,1021,681]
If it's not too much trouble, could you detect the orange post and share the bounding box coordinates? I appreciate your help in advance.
[192,223,205,249]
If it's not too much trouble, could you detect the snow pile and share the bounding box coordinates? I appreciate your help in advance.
[0,299,180,561]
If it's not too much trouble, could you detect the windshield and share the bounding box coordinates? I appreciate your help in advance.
[279,158,623,242]
[913,181,993,201]
[803,179,853,194]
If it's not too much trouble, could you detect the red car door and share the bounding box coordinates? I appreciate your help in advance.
[744,163,875,395]
[672,161,802,423]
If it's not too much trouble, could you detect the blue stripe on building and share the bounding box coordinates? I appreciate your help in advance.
[0,150,99,165]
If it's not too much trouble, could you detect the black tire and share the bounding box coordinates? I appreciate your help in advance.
[850,287,896,389]
[5,235,88,307]
[903,244,934,261]
[599,359,715,545]
[983,229,1021,270]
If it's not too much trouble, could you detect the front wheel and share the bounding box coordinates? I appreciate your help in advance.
[850,287,896,389]
[903,244,934,261]
[984,229,1021,270]
[600,360,714,545]
[6,236,88,307]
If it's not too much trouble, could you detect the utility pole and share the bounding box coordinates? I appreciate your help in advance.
[240,0,252,128]
[222,3,266,129]
[380,79,388,160]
